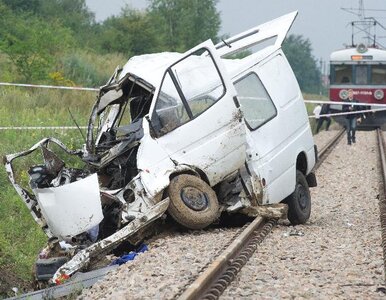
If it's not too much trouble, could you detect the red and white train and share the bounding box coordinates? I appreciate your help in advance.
[329,43,386,128]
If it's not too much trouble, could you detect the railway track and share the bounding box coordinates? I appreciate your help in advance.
[7,129,351,299]
[74,132,384,299]
[314,128,345,169]
[376,128,386,282]
[176,218,276,300]
[172,130,346,300]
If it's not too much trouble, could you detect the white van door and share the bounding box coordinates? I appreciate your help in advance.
[234,53,308,204]
[148,40,246,186]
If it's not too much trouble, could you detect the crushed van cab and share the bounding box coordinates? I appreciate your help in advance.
[4,11,317,284]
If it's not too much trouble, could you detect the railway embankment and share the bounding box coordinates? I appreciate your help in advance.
[78,130,385,299]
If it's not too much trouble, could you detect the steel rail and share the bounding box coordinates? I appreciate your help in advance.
[315,128,346,169]
[176,129,345,300]
[177,217,276,300]
[376,128,386,281]
[6,266,118,300]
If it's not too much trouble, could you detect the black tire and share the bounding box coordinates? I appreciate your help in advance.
[285,170,311,225]
[167,174,220,229]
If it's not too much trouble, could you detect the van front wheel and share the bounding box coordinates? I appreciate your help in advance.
[285,170,311,225]
[167,174,220,229]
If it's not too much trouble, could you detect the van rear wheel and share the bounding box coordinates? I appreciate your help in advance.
[167,174,219,229]
[285,170,311,225]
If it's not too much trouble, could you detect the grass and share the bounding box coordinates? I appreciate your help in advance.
[0,84,100,298]
[303,92,328,115]
[0,90,93,126]
[0,49,128,297]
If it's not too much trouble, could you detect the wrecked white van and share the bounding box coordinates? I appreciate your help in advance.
[4,11,316,284]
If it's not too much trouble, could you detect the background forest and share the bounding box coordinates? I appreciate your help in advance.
[0,0,323,93]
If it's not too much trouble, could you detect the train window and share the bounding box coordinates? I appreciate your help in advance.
[332,65,352,84]
[355,65,368,85]
[371,65,386,85]
[234,72,276,130]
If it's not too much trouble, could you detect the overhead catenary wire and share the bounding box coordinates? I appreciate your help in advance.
[341,1,386,48]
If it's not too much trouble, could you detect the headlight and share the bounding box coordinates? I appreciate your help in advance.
[339,89,349,100]
[374,89,384,100]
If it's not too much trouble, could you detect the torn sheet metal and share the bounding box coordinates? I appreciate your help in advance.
[52,198,170,283]
[35,174,103,239]
[4,137,84,237]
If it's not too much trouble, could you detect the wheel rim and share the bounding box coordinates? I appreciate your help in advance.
[180,186,209,211]
[297,184,308,210]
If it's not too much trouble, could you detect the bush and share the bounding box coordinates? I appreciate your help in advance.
[60,51,127,87]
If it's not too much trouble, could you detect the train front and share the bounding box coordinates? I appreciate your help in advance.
[329,44,386,129]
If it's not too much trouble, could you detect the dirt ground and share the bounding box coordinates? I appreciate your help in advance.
[0,265,31,299]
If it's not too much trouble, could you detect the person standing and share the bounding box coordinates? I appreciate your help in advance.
[343,89,364,145]
[316,104,331,133]
[313,104,321,133]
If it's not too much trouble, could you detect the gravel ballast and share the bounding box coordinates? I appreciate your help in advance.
[79,227,242,299]
[222,130,385,299]
[80,129,385,299]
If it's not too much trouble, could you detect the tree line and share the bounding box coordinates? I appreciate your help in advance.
[0,0,322,93]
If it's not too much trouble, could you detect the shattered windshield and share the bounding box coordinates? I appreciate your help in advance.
[89,76,153,154]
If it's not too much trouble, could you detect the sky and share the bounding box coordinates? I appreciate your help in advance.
[85,0,386,68]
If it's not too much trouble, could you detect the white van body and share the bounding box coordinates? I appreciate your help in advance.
[5,11,317,282]
[116,10,316,209]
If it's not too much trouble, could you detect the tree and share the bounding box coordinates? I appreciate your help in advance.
[0,5,74,82]
[149,0,221,52]
[1,0,96,47]
[0,0,41,13]
[282,34,322,94]
[38,0,95,47]
[39,0,95,30]
[98,7,163,56]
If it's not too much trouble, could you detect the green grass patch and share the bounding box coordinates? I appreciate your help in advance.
[302,93,331,134]
[0,47,128,296]
[0,88,95,126]
[303,92,328,115]
[0,130,85,283]
[0,88,94,295]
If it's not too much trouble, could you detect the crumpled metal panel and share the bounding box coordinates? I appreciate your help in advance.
[34,174,103,239]
[52,198,170,283]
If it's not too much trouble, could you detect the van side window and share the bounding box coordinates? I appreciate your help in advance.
[153,48,225,136]
[234,73,276,130]
[258,54,299,108]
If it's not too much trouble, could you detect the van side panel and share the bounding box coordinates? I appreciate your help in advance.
[241,51,315,204]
